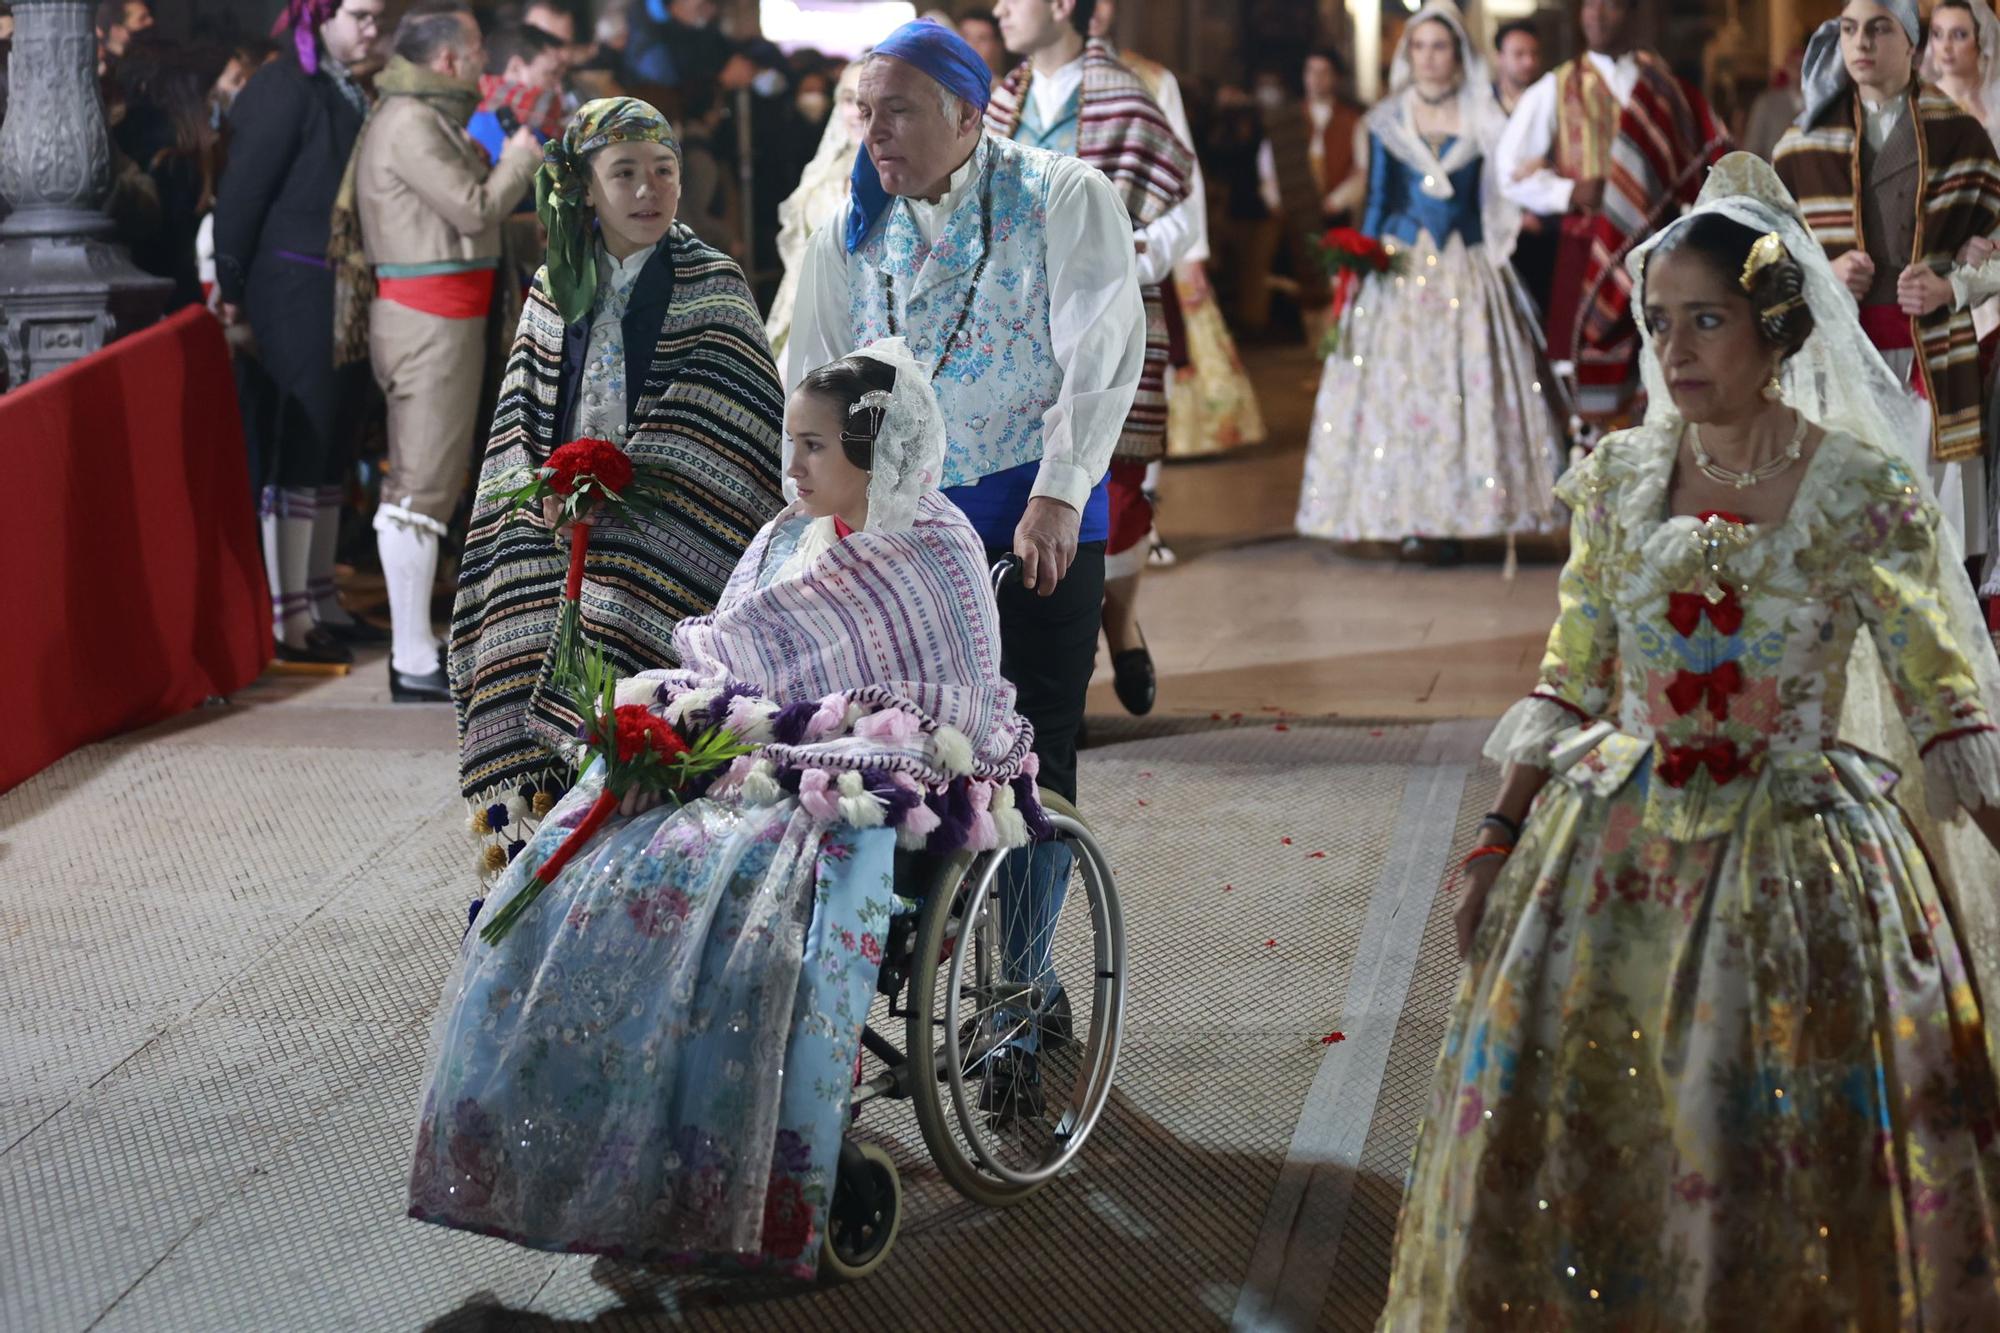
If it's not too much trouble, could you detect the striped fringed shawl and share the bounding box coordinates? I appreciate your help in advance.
[1565,53,1730,422]
[645,491,1035,788]
[449,224,786,806]
[1775,86,2000,463]
[987,40,1194,461]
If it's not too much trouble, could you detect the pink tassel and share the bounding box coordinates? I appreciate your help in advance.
[854,707,923,746]
[798,768,842,821]
[966,782,999,852]
[806,693,849,740]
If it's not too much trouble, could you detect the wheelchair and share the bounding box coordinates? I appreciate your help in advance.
[817,559,1129,1280]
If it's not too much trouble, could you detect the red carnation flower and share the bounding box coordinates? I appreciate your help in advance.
[545,437,634,497]
[612,704,689,764]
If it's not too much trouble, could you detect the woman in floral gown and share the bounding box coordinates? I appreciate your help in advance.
[1295,2,1561,555]
[407,339,1044,1278]
[1380,154,2000,1328]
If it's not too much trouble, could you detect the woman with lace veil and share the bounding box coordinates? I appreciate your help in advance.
[1928,0,2000,146]
[408,339,1045,1278]
[1379,154,2000,1328]
[1294,1,1562,561]
[765,62,862,373]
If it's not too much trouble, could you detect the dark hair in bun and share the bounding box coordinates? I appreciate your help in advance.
[796,354,898,472]
[1643,213,1815,359]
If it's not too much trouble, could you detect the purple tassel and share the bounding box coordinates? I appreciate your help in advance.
[930,781,976,853]
[702,681,764,732]
[769,700,819,747]
[865,769,924,824]
[1014,775,1055,842]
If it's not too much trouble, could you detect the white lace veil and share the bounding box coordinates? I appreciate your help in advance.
[1922,0,2000,149]
[847,336,946,536]
[1623,152,2000,736]
[1364,0,1521,264]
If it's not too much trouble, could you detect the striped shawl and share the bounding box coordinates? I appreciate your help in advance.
[450,224,786,805]
[646,491,1035,789]
[1562,53,1730,420]
[987,41,1195,461]
[1774,86,2000,463]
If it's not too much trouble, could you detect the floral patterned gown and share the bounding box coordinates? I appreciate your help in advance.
[408,522,897,1279]
[1295,136,1562,543]
[1380,425,2000,1330]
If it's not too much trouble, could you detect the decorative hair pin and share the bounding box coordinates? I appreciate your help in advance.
[1740,231,1788,293]
[849,388,893,418]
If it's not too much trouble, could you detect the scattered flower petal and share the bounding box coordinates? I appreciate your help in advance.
[1307,851,1327,859]
[1223,883,1234,893]
[1137,799,1149,807]
[1274,723,1290,732]
[1282,836,1293,845]
[1264,939,1277,948]
[1321,1031,1346,1044]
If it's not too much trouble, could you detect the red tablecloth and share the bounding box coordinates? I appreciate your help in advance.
[0,306,271,791]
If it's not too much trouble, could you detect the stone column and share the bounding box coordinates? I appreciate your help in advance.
[0,0,170,389]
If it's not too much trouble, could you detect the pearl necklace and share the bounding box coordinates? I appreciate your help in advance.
[1689,413,1806,490]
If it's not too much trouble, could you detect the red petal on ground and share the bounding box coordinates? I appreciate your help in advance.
[1137,799,1149,807]
[1369,729,1384,737]
[1274,723,1290,732]
[1211,712,1223,721]
[1230,712,1244,721]
[1264,939,1277,948]
[1321,1031,1346,1044]
[1281,836,1293,845]
[1223,884,1234,892]
[1307,851,1327,859]
[1139,771,1154,779]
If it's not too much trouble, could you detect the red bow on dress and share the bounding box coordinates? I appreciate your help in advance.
[1657,739,1751,789]
[1666,589,1744,637]
[1665,661,1744,720]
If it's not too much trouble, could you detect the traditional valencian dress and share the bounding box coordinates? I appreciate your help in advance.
[1383,426,2000,1327]
[1380,156,2000,1328]
[409,343,1045,1275]
[1297,5,1562,544]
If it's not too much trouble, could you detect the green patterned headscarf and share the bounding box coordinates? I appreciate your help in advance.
[536,97,680,325]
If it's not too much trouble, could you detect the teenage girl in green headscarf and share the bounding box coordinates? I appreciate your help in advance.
[450,96,787,861]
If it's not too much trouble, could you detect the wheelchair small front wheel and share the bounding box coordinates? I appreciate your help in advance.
[820,1139,900,1282]
[906,791,1125,1207]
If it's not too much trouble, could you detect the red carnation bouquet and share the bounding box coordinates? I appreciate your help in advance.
[1314,226,1405,356]
[477,645,753,946]
[481,437,664,690]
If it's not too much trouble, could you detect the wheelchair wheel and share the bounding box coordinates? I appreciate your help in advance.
[906,791,1125,1207]
[820,1139,900,1282]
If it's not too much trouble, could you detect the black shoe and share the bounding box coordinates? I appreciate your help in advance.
[389,655,452,703]
[317,615,391,647]
[977,1049,1045,1126]
[274,627,354,667]
[1428,539,1466,567]
[1112,643,1156,716]
[1398,536,1426,562]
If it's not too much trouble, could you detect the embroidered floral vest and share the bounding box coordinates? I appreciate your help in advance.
[846,135,1064,489]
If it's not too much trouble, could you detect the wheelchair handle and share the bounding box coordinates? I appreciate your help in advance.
[991,554,1024,593]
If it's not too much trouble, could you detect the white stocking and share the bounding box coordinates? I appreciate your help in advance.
[308,483,355,626]
[375,507,443,677]
[261,486,316,647]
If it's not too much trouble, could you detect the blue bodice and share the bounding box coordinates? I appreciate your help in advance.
[1362,135,1484,248]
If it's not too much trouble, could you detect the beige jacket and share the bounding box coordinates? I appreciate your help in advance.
[355,93,539,268]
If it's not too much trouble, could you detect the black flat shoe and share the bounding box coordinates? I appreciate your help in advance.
[389,656,452,703]
[274,628,354,667]
[978,1049,1045,1127]
[1112,644,1156,716]
[317,616,391,647]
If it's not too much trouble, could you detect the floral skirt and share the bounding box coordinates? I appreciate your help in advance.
[408,769,896,1279]
[1297,232,1562,542]
[1164,263,1266,459]
[1380,746,2000,1330]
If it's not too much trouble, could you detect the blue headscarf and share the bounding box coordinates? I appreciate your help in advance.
[844,21,995,254]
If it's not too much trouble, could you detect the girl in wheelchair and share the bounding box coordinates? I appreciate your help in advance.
[406,338,1050,1277]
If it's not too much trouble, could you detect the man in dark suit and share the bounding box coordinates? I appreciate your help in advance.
[212,0,386,665]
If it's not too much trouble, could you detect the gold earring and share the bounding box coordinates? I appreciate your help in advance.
[1762,368,1784,402]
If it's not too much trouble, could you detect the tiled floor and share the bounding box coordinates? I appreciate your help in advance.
[3,342,1547,1330]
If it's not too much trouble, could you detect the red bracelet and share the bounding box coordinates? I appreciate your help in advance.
[1461,844,1514,870]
